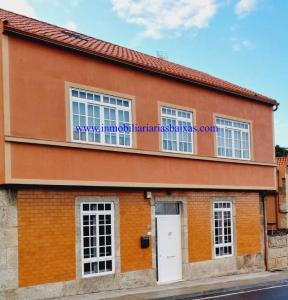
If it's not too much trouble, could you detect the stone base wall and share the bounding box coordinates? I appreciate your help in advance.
[184,253,265,281]
[268,235,288,270]
[0,190,18,294]
[0,269,154,300]
[0,254,266,300]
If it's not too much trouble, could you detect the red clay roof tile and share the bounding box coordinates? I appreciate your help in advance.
[0,8,278,105]
[277,157,288,166]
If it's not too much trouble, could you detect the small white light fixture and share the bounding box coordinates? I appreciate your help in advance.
[144,191,152,199]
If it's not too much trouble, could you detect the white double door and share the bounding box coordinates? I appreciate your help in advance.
[156,213,182,283]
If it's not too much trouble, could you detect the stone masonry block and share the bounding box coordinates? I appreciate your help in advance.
[269,247,282,258]
[0,231,5,249]
[7,206,17,227]
[0,191,8,207]
[0,269,17,291]
[6,247,18,269]
[276,256,288,268]
[268,257,277,269]
[0,249,6,270]
[0,208,7,226]
[4,228,18,248]
[269,236,287,248]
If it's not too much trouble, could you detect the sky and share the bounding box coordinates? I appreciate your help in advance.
[0,0,287,146]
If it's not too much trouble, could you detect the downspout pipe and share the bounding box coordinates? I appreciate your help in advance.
[260,191,268,271]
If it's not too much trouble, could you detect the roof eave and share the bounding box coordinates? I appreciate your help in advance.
[3,26,279,107]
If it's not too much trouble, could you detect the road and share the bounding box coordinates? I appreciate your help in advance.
[194,284,288,300]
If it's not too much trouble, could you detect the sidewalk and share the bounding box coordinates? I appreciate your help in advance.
[51,271,288,300]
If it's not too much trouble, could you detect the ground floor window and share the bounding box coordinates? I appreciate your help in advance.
[81,202,114,277]
[213,201,233,258]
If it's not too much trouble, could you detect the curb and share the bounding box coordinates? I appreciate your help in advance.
[152,278,288,299]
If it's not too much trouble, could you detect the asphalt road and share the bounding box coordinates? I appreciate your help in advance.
[194,284,288,300]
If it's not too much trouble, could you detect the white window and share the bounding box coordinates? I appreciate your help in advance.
[161,107,193,153]
[81,202,114,277]
[216,117,250,160]
[213,201,233,258]
[70,88,132,147]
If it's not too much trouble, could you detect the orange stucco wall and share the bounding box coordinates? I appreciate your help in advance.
[119,192,152,272]
[236,193,261,256]
[188,191,262,262]
[188,193,212,262]
[18,189,153,287]
[1,35,275,188]
[18,190,76,287]
[0,25,5,183]
[8,36,274,161]
[18,189,262,287]
[10,143,275,188]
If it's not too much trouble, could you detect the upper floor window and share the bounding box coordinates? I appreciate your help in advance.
[161,107,193,154]
[216,117,250,160]
[70,88,132,147]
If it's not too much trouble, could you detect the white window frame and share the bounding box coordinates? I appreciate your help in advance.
[80,202,115,278]
[70,87,132,148]
[213,201,234,259]
[161,106,194,154]
[216,117,251,160]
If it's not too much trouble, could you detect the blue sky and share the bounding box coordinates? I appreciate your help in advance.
[1,0,287,146]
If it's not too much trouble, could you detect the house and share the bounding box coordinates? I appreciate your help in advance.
[0,8,278,299]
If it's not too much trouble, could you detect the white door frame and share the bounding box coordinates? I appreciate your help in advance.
[156,212,182,283]
[151,197,189,283]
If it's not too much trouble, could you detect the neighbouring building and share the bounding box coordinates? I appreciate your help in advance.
[267,157,288,231]
[277,157,288,228]
[266,157,288,270]
[0,8,279,299]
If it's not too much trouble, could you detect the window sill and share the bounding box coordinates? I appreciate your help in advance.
[162,149,194,155]
[71,138,132,149]
[216,155,251,162]
[82,270,115,279]
[214,254,234,259]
